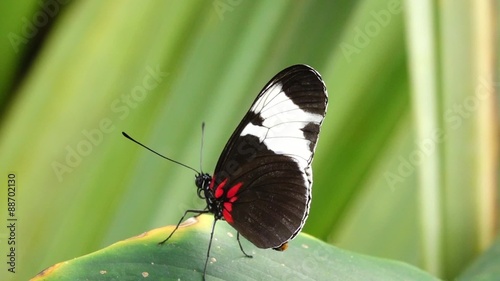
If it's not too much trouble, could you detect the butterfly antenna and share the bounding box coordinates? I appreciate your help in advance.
[199,122,205,173]
[122,132,199,174]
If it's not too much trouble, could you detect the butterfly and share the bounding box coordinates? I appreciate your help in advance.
[124,64,328,280]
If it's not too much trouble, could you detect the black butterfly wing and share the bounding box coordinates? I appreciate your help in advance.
[211,64,328,249]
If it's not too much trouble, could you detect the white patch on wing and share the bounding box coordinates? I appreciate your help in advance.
[240,83,323,176]
[249,83,287,113]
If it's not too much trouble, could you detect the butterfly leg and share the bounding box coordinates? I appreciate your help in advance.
[159,209,209,245]
[203,217,218,281]
[236,232,253,258]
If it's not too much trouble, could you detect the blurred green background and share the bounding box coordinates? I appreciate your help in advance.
[0,0,498,280]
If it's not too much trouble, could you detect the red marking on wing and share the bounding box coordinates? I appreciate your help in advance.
[209,175,215,190]
[223,208,233,223]
[221,183,242,224]
[227,182,242,199]
[214,178,228,199]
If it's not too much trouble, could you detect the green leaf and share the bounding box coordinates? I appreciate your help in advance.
[32,214,439,281]
[457,236,500,281]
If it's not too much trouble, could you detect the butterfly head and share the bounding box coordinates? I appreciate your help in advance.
[195,173,211,199]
